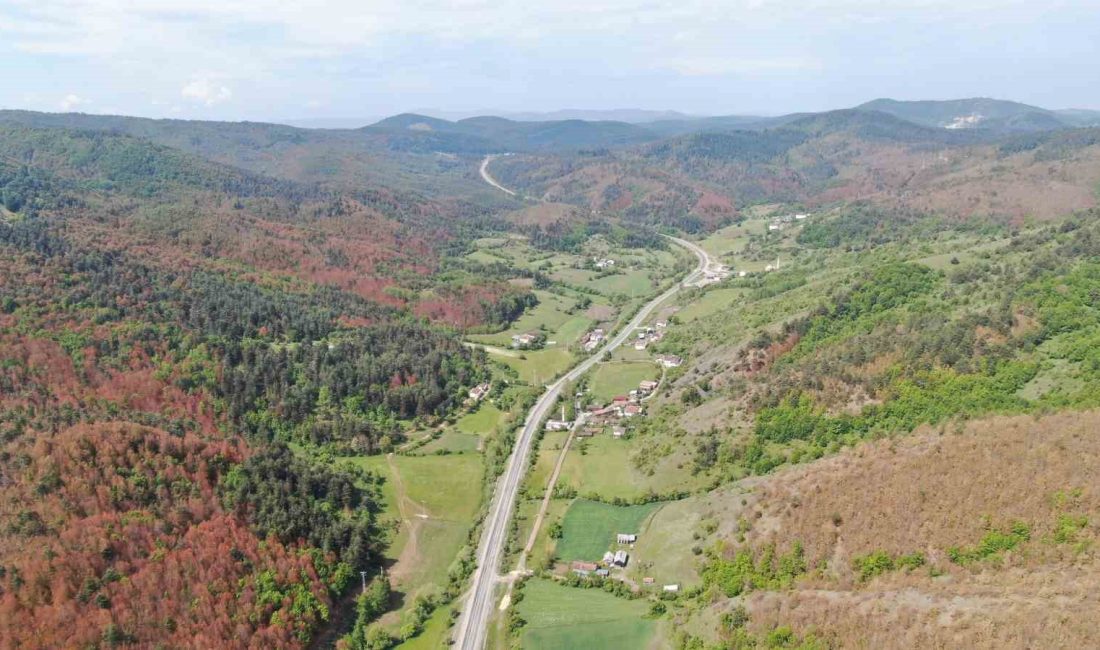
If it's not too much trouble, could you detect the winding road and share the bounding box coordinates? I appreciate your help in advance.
[452,159,712,649]
[478,154,517,196]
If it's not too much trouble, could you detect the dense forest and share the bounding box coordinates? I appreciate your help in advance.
[0,122,511,648]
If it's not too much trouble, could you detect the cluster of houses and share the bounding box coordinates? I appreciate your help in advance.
[633,321,667,351]
[581,396,642,428]
[570,532,637,576]
[581,328,606,353]
[767,212,809,232]
[511,331,545,349]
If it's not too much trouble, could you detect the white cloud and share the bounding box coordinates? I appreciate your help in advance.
[181,78,232,106]
[59,93,89,110]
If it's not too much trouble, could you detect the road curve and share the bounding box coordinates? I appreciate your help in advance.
[452,234,711,650]
[479,155,517,196]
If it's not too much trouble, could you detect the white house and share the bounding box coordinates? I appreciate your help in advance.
[656,354,683,368]
[467,383,491,402]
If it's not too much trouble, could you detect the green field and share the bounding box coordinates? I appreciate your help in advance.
[492,347,575,385]
[516,578,656,650]
[340,453,483,609]
[585,270,654,297]
[589,361,658,404]
[675,287,746,322]
[554,499,661,561]
[468,290,578,347]
[394,606,452,650]
[558,434,707,500]
[456,402,506,436]
[418,430,481,454]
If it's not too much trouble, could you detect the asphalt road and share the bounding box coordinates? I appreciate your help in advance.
[452,231,711,649]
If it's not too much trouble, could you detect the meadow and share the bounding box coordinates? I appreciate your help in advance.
[554,499,662,561]
[516,578,657,650]
[588,361,659,403]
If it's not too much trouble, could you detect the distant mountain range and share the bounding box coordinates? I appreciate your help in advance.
[857,98,1100,132]
[358,98,1100,154]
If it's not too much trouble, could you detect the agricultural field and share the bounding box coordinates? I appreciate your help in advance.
[553,499,661,561]
[588,360,659,403]
[515,579,659,650]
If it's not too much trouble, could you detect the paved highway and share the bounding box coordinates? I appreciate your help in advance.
[452,226,710,648]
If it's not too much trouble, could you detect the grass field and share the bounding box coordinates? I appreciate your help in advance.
[588,361,658,404]
[491,347,575,385]
[418,430,481,454]
[394,606,452,650]
[554,499,661,561]
[456,402,506,436]
[516,578,656,650]
[557,434,707,500]
[524,430,571,497]
[675,287,746,322]
[468,290,577,347]
[341,453,483,610]
[585,270,654,297]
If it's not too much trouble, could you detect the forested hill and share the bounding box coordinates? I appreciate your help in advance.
[0,117,512,648]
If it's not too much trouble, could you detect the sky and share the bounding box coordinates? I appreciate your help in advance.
[2,0,1099,123]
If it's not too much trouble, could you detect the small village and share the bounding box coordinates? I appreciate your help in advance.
[545,319,683,435]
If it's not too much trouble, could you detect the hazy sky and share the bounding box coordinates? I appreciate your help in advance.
[2,0,1099,122]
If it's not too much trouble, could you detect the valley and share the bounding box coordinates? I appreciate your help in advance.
[2,95,1100,650]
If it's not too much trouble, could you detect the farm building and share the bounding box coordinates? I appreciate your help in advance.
[467,382,491,402]
[656,354,683,368]
[611,426,625,438]
[639,379,659,392]
[602,551,615,565]
[612,550,629,567]
[663,584,680,592]
[595,568,610,577]
[511,331,543,349]
[545,419,572,431]
[623,404,642,417]
[572,561,598,575]
[616,533,637,544]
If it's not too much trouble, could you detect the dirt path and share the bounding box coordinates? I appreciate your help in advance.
[463,341,522,358]
[386,453,430,584]
[518,427,577,570]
